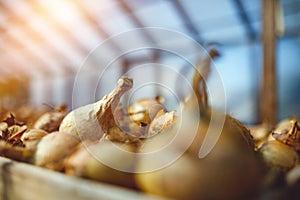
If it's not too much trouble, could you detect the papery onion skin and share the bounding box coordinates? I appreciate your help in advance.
[21,128,48,152]
[59,77,133,141]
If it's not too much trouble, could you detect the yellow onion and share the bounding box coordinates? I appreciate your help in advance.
[59,77,133,141]
[65,141,138,189]
[135,50,262,200]
[136,111,262,200]
[258,118,300,185]
[34,132,81,171]
[259,140,298,171]
[1,130,80,171]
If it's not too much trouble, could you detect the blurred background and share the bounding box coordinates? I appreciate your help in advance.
[0,0,299,124]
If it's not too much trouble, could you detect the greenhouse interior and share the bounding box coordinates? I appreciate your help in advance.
[0,0,300,199]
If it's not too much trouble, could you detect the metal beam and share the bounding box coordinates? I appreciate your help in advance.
[170,0,203,43]
[1,34,54,76]
[73,0,131,71]
[74,0,124,53]
[116,0,161,82]
[117,0,159,46]
[232,0,256,41]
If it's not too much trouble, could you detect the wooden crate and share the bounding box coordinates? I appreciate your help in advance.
[0,157,165,200]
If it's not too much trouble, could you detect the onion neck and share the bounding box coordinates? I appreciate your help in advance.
[191,49,219,115]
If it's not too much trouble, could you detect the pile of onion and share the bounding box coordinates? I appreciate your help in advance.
[0,50,270,199]
[58,50,263,199]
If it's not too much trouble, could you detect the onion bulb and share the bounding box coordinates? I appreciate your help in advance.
[259,140,298,171]
[59,77,133,141]
[65,141,138,189]
[135,50,262,200]
[259,119,300,171]
[34,132,81,171]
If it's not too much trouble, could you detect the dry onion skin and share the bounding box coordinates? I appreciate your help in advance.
[128,97,165,126]
[59,77,134,141]
[271,120,300,152]
[0,114,54,162]
[21,129,48,154]
[0,105,50,128]
[249,124,272,150]
[135,50,263,200]
[258,119,300,170]
[256,118,300,189]
[34,104,67,133]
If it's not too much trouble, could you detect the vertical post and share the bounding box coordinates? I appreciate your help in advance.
[260,0,277,126]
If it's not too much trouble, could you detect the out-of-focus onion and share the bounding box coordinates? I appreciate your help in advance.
[65,141,137,189]
[259,140,298,171]
[34,132,81,171]
[135,50,262,200]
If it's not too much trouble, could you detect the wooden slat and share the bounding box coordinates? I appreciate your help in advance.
[0,157,164,200]
[0,158,9,198]
[260,0,277,126]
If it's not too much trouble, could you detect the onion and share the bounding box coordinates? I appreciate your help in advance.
[59,77,133,141]
[34,132,81,171]
[259,140,298,171]
[135,50,263,200]
[65,141,138,189]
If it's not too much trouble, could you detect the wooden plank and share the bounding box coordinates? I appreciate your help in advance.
[260,0,277,126]
[0,158,12,199]
[0,157,164,200]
